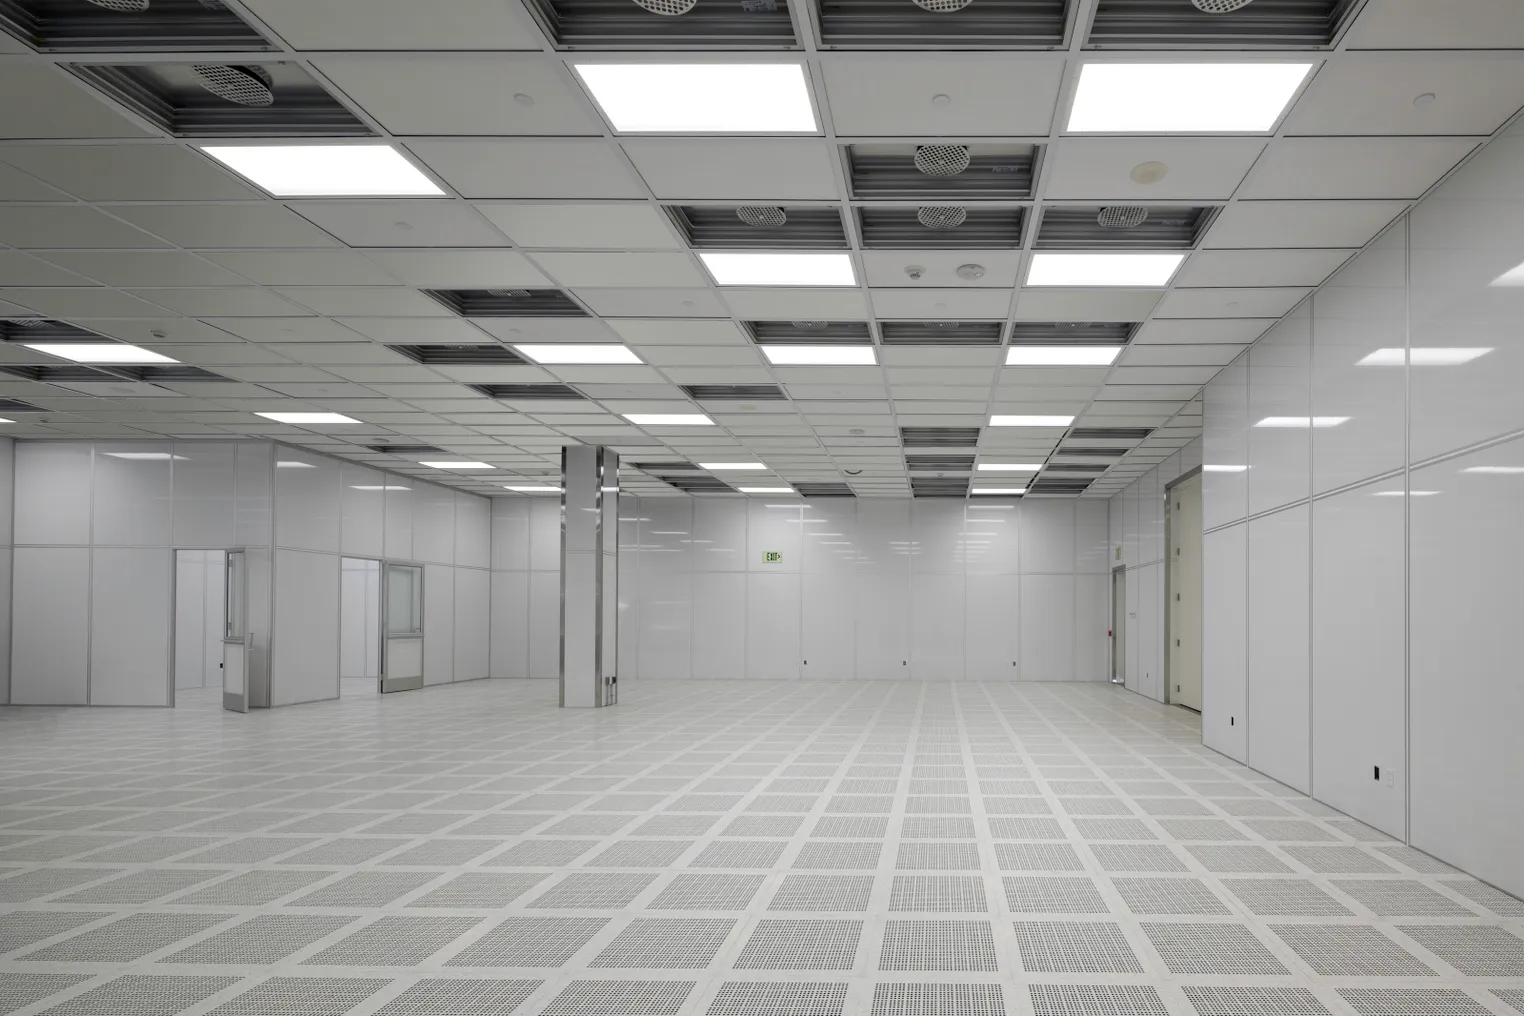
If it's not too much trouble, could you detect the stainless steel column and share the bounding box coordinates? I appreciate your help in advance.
[560,445,618,708]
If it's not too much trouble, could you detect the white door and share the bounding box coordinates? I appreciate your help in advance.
[1111,568,1126,684]
[1171,474,1204,710]
[381,562,425,693]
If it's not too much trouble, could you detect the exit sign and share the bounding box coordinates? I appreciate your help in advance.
[763,551,782,564]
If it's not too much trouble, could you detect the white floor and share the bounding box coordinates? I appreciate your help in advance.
[1,679,1521,1016]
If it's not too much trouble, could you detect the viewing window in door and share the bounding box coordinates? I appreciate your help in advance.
[386,563,423,636]
[225,550,246,640]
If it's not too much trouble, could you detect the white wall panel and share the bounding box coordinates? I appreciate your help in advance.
[10,547,89,704]
[1203,359,1249,529]
[412,484,456,565]
[1247,505,1311,792]
[1074,501,1110,575]
[454,566,489,681]
[692,499,746,573]
[692,571,746,679]
[1021,574,1074,681]
[1248,307,1312,515]
[911,500,964,574]
[383,485,414,560]
[454,494,491,569]
[90,547,172,706]
[1136,562,1161,700]
[529,498,560,571]
[1409,438,1524,898]
[1124,566,1139,692]
[964,502,1018,576]
[911,571,963,680]
[491,499,530,571]
[1020,500,1073,575]
[635,566,691,680]
[1074,574,1110,683]
[0,548,12,705]
[855,571,909,680]
[748,500,801,573]
[1312,481,1406,836]
[270,549,339,706]
[490,570,529,679]
[15,442,92,546]
[274,450,340,552]
[172,442,237,548]
[339,464,385,558]
[802,572,854,680]
[1202,523,1247,761]
[965,572,1019,681]
[234,442,273,550]
[423,563,455,685]
[528,569,560,679]
[92,446,172,547]
[746,572,800,680]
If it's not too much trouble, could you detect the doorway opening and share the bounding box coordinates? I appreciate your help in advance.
[340,557,382,697]
[1111,566,1126,685]
[1167,470,1204,712]
[174,550,227,705]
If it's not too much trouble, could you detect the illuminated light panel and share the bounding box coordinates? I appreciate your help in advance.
[759,344,876,366]
[1372,490,1440,497]
[419,460,495,470]
[1068,62,1314,133]
[504,485,561,493]
[1005,345,1122,366]
[1254,417,1349,428]
[1490,259,1524,286]
[990,415,1075,427]
[1462,466,1524,474]
[573,63,818,133]
[624,413,715,426]
[1026,253,1184,287]
[1357,347,1493,366]
[350,485,410,491]
[276,461,316,469]
[739,486,796,494]
[200,144,443,197]
[1203,464,1249,472]
[25,343,176,364]
[256,412,359,424]
[515,344,642,365]
[698,252,856,287]
[971,488,1027,495]
[102,452,187,461]
[700,462,767,470]
[977,463,1042,472]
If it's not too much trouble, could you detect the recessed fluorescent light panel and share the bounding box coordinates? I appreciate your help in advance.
[624,413,715,426]
[504,485,562,493]
[1357,347,1493,366]
[760,344,877,366]
[573,64,817,133]
[256,412,359,424]
[276,460,316,469]
[739,486,795,494]
[1255,416,1349,428]
[351,485,411,491]
[698,252,856,287]
[977,463,1042,472]
[700,462,767,470]
[1203,464,1249,472]
[972,488,1027,495]
[1372,490,1440,497]
[514,344,643,365]
[200,145,444,197]
[1068,63,1313,133]
[102,452,188,461]
[0,418,13,424]
[1490,259,1524,286]
[1462,466,1524,474]
[1006,345,1123,366]
[990,415,1075,427]
[1026,253,1184,287]
[25,343,177,364]
[420,460,495,470]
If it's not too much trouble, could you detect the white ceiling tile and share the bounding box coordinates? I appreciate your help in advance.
[0,66,153,140]
[576,289,731,317]
[260,343,414,365]
[1013,289,1162,320]
[726,288,870,319]
[1105,366,1221,385]
[1346,2,1524,52]
[142,343,295,365]
[869,288,1010,318]
[861,251,1020,287]
[238,0,545,48]
[528,251,705,288]
[0,145,258,202]
[0,251,93,286]
[822,55,1062,136]
[36,251,245,288]
[1203,200,1408,249]
[407,139,645,199]
[131,288,310,318]
[206,250,400,287]
[1240,137,1476,199]
[1288,56,1524,136]
[276,288,451,317]
[1118,344,1246,367]
[994,386,1098,401]
[206,318,358,343]
[471,318,617,342]
[109,204,342,249]
[0,161,71,201]
[479,203,683,250]
[336,317,490,345]
[1173,248,1355,288]
[0,206,171,249]
[1041,137,1267,200]
[607,319,750,346]
[78,318,249,344]
[650,367,775,384]
[362,249,550,288]
[0,288,169,318]
[1092,387,1202,402]
[882,347,1000,367]
[1152,287,1310,319]
[1131,319,1272,345]
[998,366,1111,386]
[623,139,838,200]
[289,201,509,248]
[316,56,601,135]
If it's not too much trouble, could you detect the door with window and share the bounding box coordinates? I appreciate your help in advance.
[381,562,424,693]
[222,549,249,712]
[1170,473,1204,710]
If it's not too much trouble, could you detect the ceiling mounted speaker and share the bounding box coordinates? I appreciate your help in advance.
[791,320,826,329]
[191,64,275,107]
[923,321,960,330]
[736,206,787,228]
[1190,0,1256,11]
[487,289,532,298]
[917,205,968,229]
[85,0,150,10]
[631,0,698,15]
[911,0,974,12]
[914,144,971,177]
[1097,206,1149,229]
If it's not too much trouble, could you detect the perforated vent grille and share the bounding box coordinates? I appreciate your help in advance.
[816,0,1068,48]
[471,383,586,400]
[0,0,275,52]
[1037,206,1216,249]
[849,145,1036,199]
[880,321,1003,345]
[681,384,788,400]
[523,0,796,48]
[794,482,856,498]
[391,344,527,365]
[423,289,587,317]
[669,206,848,249]
[859,206,1024,249]
[1087,0,1357,48]
[901,426,981,448]
[747,321,873,344]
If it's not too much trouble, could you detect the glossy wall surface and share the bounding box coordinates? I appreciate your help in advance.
[0,438,11,704]
[1197,120,1524,899]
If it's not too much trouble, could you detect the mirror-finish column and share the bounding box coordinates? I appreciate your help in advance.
[560,445,618,708]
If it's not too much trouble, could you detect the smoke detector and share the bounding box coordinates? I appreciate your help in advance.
[1190,0,1255,10]
[191,64,275,107]
[487,289,532,298]
[86,0,149,9]
[736,206,787,228]
[914,144,971,177]
[917,206,968,229]
[1097,206,1149,229]
[631,0,698,14]
[911,0,974,11]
